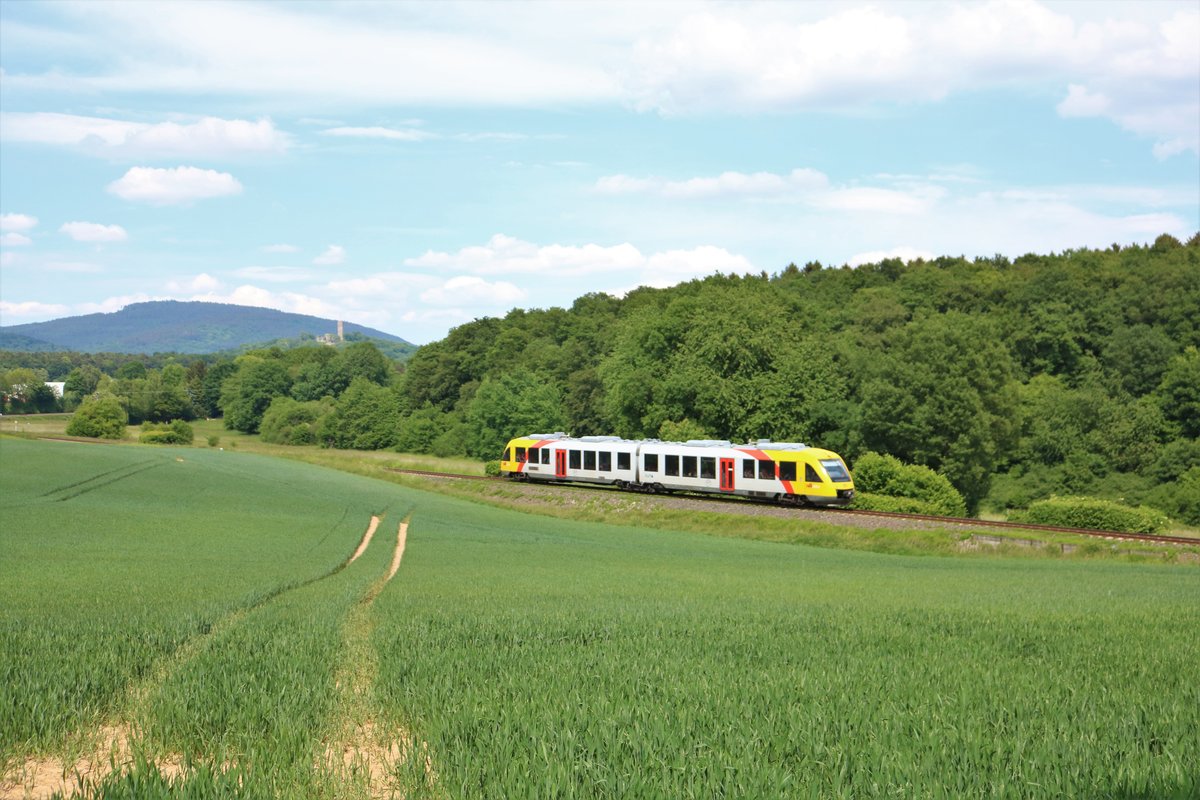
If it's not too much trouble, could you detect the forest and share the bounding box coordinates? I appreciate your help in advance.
[5,234,1198,522]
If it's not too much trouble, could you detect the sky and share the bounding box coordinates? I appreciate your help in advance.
[1,0,1197,345]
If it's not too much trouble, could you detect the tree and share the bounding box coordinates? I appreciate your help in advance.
[858,313,1019,512]
[318,378,401,450]
[66,394,128,439]
[220,359,291,433]
[63,365,102,397]
[260,396,331,445]
[1157,347,1200,437]
[465,372,565,459]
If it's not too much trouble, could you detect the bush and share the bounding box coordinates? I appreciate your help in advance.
[850,492,948,516]
[484,460,501,477]
[1145,467,1200,527]
[260,396,329,447]
[1010,496,1169,534]
[207,435,220,448]
[65,395,128,439]
[139,419,194,445]
[851,452,967,517]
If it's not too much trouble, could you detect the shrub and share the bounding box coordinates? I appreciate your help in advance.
[484,460,501,477]
[851,452,967,517]
[139,419,195,445]
[65,395,128,439]
[260,396,329,446]
[850,492,947,516]
[1010,496,1169,534]
[207,435,220,448]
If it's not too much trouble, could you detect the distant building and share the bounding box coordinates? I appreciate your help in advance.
[45,382,65,398]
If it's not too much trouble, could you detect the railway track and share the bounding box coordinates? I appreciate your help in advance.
[384,468,1200,547]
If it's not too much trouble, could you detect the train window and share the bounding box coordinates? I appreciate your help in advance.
[569,450,582,469]
[542,449,551,465]
[700,457,716,479]
[820,459,851,482]
[515,447,526,463]
[503,448,511,462]
[527,447,538,463]
[584,451,596,470]
[644,453,659,472]
[779,461,796,481]
[599,452,612,471]
[806,464,822,482]
[682,456,698,478]
[617,452,631,470]
[665,455,679,476]
[758,460,776,480]
[743,460,755,479]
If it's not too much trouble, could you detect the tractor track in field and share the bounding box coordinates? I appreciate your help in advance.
[39,460,162,502]
[322,517,433,800]
[384,468,1200,548]
[1,513,396,800]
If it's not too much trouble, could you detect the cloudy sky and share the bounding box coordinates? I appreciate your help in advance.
[1,0,1197,344]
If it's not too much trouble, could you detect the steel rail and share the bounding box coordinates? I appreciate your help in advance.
[384,467,1200,547]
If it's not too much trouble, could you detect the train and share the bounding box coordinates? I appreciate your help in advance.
[499,433,855,507]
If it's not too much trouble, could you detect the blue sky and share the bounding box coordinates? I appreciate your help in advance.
[1,0,1197,344]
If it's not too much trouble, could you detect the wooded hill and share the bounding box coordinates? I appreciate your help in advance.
[398,233,1199,518]
[0,300,414,356]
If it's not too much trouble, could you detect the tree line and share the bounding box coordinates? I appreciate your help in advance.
[15,233,1200,523]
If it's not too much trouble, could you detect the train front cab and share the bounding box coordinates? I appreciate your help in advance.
[734,444,855,506]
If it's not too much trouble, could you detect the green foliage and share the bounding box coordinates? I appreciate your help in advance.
[851,451,967,516]
[465,372,566,459]
[657,418,709,441]
[65,394,128,439]
[484,460,501,477]
[207,435,220,448]
[1011,496,1170,534]
[1146,467,1200,526]
[139,419,195,445]
[219,358,291,433]
[1158,347,1200,437]
[317,377,400,450]
[260,396,331,446]
[850,492,950,515]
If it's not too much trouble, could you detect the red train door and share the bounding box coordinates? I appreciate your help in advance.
[719,458,735,492]
[555,450,567,478]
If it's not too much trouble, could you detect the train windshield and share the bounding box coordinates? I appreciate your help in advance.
[820,458,850,482]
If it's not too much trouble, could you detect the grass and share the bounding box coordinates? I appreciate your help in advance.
[2,437,1198,797]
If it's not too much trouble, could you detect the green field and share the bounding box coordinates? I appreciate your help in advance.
[2,437,1198,798]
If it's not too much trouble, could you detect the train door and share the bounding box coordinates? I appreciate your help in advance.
[555,449,567,478]
[719,458,735,492]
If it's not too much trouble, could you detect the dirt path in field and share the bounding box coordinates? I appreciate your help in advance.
[0,725,184,800]
[349,515,382,564]
[1,513,394,799]
[320,517,434,799]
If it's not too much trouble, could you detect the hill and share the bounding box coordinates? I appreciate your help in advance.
[0,301,415,356]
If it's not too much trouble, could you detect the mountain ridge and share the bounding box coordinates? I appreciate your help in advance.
[0,301,414,355]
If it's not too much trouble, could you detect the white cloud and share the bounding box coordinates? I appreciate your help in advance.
[597,167,943,214]
[406,234,755,288]
[313,245,346,265]
[107,166,243,204]
[234,266,317,282]
[597,168,829,199]
[0,300,71,321]
[0,113,289,158]
[261,243,300,253]
[1057,84,1111,117]
[847,246,936,268]
[420,275,526,307]
[165,273,221,293]
[1,213,39,232]
[59,221,128,242]
[321,126,435,141]
[406,234,645,277]
[0,233,33,246]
